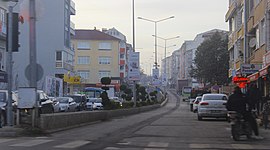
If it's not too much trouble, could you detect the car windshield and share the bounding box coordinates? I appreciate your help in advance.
[57,98,69,103]
[203,95,227,100]
[68,96,81,103]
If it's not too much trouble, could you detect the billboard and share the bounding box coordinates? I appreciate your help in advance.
[128,52,140,81]
[45,76,63,97]
[152,68,161,86]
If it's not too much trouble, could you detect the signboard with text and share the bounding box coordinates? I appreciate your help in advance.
[128,52,140,81]
[240,64,261,75]
[152,68,161,86]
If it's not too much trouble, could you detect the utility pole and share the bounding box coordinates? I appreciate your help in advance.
[6,3,14,126]
[132,0,136,107]
[29,0,38,127]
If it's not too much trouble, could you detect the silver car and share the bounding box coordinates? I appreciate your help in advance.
[56,97,77,112]
[197,94,228,121]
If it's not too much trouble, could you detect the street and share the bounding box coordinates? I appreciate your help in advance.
[0,90,270,150]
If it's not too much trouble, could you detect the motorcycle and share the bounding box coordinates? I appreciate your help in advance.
[227,111,252,141]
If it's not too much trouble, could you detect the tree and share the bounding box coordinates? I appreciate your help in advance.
[190,32,229,85]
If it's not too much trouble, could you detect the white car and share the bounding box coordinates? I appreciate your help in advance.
[192,96,202,113]
[197,94,228,121]
[49,97,60,113]
[56,97,77,112]
[86,98,103,110]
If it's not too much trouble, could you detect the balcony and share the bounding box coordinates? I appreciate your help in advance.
[228,31,237,49]
[56,61,63,68]
[70,21,75,36]
[237,25,244,39]
[249,45,267,64]
[225,1,237,22]
[70,0,76,15]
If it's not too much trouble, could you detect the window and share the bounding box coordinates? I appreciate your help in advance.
[260,19,266,46]
[120,65,124,70]
[120,54,125,59]
[56,51,62,61]
[99,57,111,64]
[99,42,112,50]
[77,56,90,64]
[256,27,260,49]
[78,70,90,79]
[77,42,90,50]
[98,71,111,79]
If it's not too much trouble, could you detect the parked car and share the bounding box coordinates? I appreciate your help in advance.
[13,90,54,114]
[110,97,123,106]
[56,97,77,112]
[66,94,87,111]
[189,98,196,111]
[0,90,18,126]
[197,93,228,121]
[86,98,103,110]
[49,97,60,113]
[192,96,202,113]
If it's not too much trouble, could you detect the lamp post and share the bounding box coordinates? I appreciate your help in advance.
[137,16,174,69]
[153,35,179,86]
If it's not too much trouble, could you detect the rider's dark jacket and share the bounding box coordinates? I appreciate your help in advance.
[226,90,248,114]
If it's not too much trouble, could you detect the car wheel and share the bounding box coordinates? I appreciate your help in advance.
[197,115,203,121]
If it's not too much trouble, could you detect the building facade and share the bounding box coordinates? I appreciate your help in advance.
[0,2,7,89]
[72,29,121,90]
[226,0,270,97]
[13,0,75,94]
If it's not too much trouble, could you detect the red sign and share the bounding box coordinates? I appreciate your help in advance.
[232,77,249,83]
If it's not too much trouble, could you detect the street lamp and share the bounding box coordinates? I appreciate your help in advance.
[153,35,179,83]
[138,16,174,69]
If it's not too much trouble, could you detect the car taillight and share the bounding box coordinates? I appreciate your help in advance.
[200,102,209,105]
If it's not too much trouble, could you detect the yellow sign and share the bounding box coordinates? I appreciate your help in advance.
[64,74,81,84]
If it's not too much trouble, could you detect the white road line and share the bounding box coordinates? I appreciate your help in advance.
[189,144,211,149]
[0,139,15,144]
[147,142,169,148]
[54,140,91,149]
[231,144,253,149]
[104,147,120,150]
[117,142,131,145]
[10,139,53,147]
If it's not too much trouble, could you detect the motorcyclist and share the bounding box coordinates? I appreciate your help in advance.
[226,86,263,140]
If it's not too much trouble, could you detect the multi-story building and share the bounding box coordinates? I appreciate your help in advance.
[102,28,129,79]
[13,0,76,95]
[226,0,270,96]
[72,29,121,91]
[174,29,227,89]
[0,2,7,89]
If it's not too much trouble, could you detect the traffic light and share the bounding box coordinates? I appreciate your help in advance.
[6,13,20,52]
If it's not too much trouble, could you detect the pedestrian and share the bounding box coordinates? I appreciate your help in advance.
[226,86,263,140]
[246,83,262,114]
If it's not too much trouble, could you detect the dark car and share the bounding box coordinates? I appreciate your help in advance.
[67,94,87,111]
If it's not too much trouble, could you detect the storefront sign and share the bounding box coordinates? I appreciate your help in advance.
[64,74,81,84]
[232,77,248,83]
[241,64,261,75]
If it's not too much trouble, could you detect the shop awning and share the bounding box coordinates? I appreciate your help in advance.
[259,66,268,77]
[247,72,259,82]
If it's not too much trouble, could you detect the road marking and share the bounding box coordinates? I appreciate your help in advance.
[189,144,211,149]
[54,140,91,149]
[10,139,53,147]
[225,127,231,131]
[147,142,169,148]
[231,144,253,149]
[143,148,166,150]
[0,139,15,144]
[117,142,131,145]
[104,147,120,150]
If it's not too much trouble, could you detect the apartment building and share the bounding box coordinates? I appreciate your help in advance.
[0,2,7,88]
[13,0,75,95]
[72,29,121,90]
[173,29,227,89]
[226,0,270,96]
[103,28,129,79]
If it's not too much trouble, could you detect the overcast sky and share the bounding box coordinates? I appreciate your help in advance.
[72,0,229,75]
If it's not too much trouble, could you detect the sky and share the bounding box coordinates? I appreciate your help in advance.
[72,0,229,75]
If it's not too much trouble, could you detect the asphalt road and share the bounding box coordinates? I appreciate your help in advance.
[0,90,270,150]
